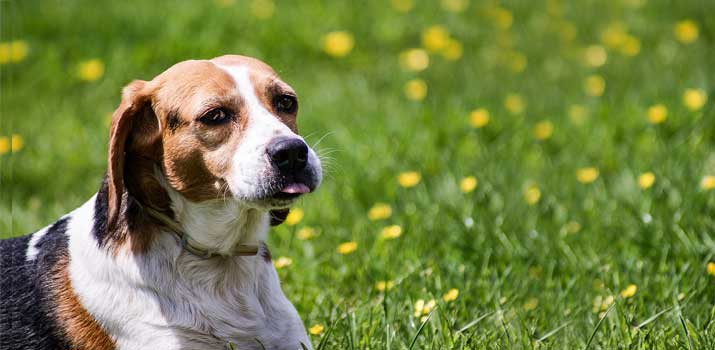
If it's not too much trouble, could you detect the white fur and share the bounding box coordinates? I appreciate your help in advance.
[214,64,322,203]
[26,224,52,261]
[67,196,311,350]
[58,61,317,350]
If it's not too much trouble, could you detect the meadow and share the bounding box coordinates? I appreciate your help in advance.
[1,0,714,348]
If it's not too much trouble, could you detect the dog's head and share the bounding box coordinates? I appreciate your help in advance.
[106,55,321,233]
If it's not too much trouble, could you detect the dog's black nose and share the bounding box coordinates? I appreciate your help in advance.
[267,137,309,173]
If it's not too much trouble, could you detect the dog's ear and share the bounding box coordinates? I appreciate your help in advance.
[269,209,290,226]
[107,80,162,230]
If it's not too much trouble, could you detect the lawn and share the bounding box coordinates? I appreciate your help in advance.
[2,0,714,348]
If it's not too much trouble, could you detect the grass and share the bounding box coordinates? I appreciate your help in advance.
[2,0,715,348]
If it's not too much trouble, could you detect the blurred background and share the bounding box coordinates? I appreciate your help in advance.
[2,0,714,348]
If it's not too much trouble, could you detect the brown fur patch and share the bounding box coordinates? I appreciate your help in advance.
[50,256,115,349]
[104,55,304,249]
[152,60,248,202]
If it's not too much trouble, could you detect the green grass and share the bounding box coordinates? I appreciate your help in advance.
[2,0,715,348]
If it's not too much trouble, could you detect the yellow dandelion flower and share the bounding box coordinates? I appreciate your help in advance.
[707,262,715,276]
[621,35,641,57]
[523,297,539,311]
[442,288,459,302]
[528,266,543,279]
[375,280,394,291]
[623,0,645,7]
[602,295,615,310]
[308,324,324,335]
[559,21,578,42]
[9,40,29,63]
[214,0,235,7]
[565,221,581,234]
[1,41,29,64]
[399,48,429,72]
[380,225,403,239]
[683,88,707,111]
[638,172,655,189]
[674,20,699,44]
[296,227,316,240]
[508,51,527,73]
[600,22,628,49]
[398,171,421,187]
[273,256,293,269]
[0,137,9,155]
[421,25,450,52]
[0,43,9,64]
[441,0,468,13]
[322,31,354,58]
[250,0,274,19]
[423,299,436,314]
[78,59,105,82]
[337,241,357,255]
[368,203,392,221]
[441,39,463,60]
[700,175,715,190]
[584,45,608,67]
[583,75,605,97]
[577,167,599,184]
[568,104,588,125]
[460,176,478,193]
[11,134,23,152]
[492,7,513,30]
[524,184,541,205]
[285,208,304,226]
[404,79,427,101]
[413,299,425,317]
[504,94,525,114]
[533,120,554,141]
[620,284,637,298]
[469,108,490,128]
[593,295,614,313]
[647,104,668,124]
[390,0,413,13]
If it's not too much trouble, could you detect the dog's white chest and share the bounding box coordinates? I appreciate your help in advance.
[79,254,310,350]
[65,203,310,350]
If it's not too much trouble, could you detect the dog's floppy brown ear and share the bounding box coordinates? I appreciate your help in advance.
[270,209,290,226]
[107,80,160,230]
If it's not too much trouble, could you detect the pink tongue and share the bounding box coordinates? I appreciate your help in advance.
[281,183,310,194]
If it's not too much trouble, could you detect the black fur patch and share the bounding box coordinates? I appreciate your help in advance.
[0,217,71,350]
[269,209,290,226]
[93,176,110,247]
[259,242,272,262]
[167,110,181,132]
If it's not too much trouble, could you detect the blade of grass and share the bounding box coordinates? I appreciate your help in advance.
[635,307,673,329]
[456,311,495,334]
[679,314,694,350]
[537,321,571,342]
[584,302,615,350]
[408,309,435,350]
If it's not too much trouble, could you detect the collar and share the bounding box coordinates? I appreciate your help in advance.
[143,206,259,258]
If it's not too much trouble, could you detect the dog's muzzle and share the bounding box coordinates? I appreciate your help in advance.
[266,137,319,200]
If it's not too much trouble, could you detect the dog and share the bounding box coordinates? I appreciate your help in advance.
[0,55,322,350]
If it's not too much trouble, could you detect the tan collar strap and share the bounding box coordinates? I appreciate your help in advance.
[143,206,259,258]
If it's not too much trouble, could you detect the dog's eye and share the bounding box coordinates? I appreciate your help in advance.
[198,108,231,125]
[274,95,297,114]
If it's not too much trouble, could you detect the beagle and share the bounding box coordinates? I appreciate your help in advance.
[0,55,322,350]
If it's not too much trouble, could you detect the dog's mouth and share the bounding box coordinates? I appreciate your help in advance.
[271,182,311,201]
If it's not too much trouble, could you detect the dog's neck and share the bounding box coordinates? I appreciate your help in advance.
[154,171,270,256]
